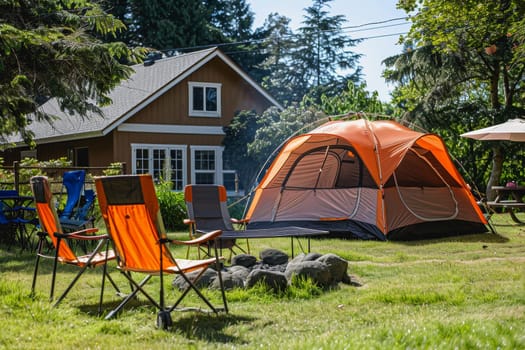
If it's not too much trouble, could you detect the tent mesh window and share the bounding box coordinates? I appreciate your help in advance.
[284,146,375,190]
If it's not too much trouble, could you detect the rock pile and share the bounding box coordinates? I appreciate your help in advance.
[173,248,360,292]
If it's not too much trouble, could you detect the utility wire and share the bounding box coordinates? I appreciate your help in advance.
[158,16,411,55]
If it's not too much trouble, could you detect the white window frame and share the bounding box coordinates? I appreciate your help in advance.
[188,82,222,118]
[190,145,224,185]
[131,144,187,190]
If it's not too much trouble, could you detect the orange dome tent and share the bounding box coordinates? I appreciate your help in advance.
[245,119,488,240]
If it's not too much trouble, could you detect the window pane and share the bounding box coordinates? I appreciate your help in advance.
[170,149,183,191]
[206,87,217,111]
[223,172,237,192]
[195,150,215,170]
[152,149,166,182]
[196,173,215,184]
[193,86,203,111]
[135,148,149,174]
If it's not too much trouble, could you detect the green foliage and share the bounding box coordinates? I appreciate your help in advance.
[102,162,124,176]
[155,180,187,231]
[317,81,390,115]
[0,0,144,145]
[289,0,362,103]
[386,0,525,196]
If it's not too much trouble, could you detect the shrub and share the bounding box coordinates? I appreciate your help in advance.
[155,181,187,231]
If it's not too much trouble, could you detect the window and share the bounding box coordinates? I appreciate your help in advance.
[67,147,89,167]
[190,146,223,185]
[188,82,221,117]
[131,144,186,191]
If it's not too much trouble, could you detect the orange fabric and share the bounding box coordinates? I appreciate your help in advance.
[218,185,227,203]
[106,204,174,273]
[35,203,77,262]
[184,186,193,202]
[96,174,218,274]
[245,118,487,234]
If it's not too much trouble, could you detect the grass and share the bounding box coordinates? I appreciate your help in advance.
[1,213,524,349]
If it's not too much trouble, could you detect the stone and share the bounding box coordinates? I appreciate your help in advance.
[172,268,217,290]
[210,270,245,290]
[229,265,251,282]
[316,253,349,284]
[259,248,289,265]
[231,253,257,268]
[245,269,288,292]
[285,260,332,287]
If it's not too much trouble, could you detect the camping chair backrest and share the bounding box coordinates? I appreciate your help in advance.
[75,188,96,221]
[30,176,77,261]
[60,170,86,220]
[95,175,173,271]
[184,185,234,231]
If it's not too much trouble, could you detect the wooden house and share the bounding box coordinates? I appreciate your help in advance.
[1,48,282,191]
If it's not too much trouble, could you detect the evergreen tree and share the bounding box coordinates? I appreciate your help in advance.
[0,0,142,146]
[291,0,362,102]
[109,0,212,50]
[256,13,297,105]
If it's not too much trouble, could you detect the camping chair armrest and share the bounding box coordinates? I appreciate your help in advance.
[171,229,222,246]
[183,219,195,225]
[54,227,105,241]
[231,218,249,225]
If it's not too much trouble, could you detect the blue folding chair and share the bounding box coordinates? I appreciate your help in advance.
[59,170,96,232]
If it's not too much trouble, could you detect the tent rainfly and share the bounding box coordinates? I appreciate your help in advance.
[245,119,488,240]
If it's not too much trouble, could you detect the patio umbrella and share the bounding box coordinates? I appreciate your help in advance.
[460,118,525,142]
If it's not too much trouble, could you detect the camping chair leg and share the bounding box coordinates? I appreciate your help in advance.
[214,243,228,313]
[31,234,45,296]
[50,238,62,301]
[104,270,123,296]
[168,268,218,313]
[169,242,228,314]
[97,240,112,315]
[53,239,107,308]
[105,274,158,320]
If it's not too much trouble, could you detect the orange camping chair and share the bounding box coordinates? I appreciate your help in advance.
[30,176,120,314]
[95,174,228,329]
[184,184,249,259]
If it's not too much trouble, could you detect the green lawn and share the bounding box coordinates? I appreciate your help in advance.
[1,214,524,349]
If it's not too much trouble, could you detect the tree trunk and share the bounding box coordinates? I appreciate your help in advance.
[486,145,503,200]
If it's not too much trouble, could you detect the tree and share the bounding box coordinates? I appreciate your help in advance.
[386,0,525,198]
[223,106,326,192]
[103,0,212,50]
[290,0,362,102]
[256,13,297,104]
[0,0,143,146]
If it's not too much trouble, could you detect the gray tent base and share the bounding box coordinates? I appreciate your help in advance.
[247,220,488,241]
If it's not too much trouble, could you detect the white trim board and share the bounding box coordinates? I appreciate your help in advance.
[118,123,225,135]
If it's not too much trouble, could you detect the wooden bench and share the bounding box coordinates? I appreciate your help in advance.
[486,200,525,224]
[486,200,525,209]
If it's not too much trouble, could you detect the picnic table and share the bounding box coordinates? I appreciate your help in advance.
[0,190,37,249]
[486,185,525,224]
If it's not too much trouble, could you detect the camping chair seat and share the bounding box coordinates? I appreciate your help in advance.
[30,176,121,314]
[60,249,117,266]
[96,174,228,329]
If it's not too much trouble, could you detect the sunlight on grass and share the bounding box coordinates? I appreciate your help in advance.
[0,213,524,349]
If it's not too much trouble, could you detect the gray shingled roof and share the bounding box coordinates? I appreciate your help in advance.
[11,48,219,144]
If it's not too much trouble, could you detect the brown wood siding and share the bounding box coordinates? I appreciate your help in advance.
[128,57,274,127]
[1,135,115,167]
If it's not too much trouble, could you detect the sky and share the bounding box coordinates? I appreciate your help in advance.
[246,0,410,101]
